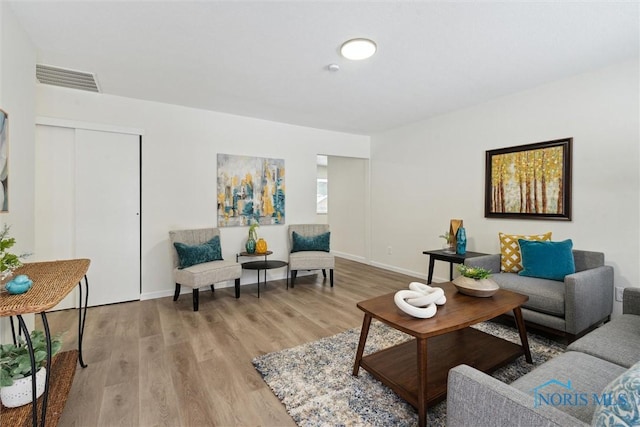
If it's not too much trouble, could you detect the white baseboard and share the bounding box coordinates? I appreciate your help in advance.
[140,257,449,301]
[331,251,366,263]
[140,271,294,301]
[367,260,424,280]
[366,260,449,284]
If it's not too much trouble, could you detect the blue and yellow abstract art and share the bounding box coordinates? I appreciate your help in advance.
[217,154,285,227]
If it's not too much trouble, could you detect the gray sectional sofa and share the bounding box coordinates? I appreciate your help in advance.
[465,250,614,341]
[447,287,640,426]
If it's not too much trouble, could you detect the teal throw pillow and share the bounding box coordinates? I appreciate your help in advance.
[174,236,223,268]
[518,239,575,281]
[291,231,330,253]
[592,360,640,426]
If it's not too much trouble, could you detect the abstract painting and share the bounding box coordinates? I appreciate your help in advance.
[217,154,285,227]
[485,138,572,220]
[0,109,8,212]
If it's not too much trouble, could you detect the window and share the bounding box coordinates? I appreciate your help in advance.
[317,178,328,214]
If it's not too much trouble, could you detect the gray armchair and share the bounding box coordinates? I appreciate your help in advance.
[288,224,334,287]
[169,228,241,311]
[465,250,613,341]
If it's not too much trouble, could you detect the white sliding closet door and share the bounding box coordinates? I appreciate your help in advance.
[35,125,141,307]
[75,129,140,306]
[35,125,77,310]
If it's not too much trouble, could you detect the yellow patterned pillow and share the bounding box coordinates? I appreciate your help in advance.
[499,232,552,273]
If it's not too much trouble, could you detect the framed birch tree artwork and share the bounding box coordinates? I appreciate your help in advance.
[485,138,572,220]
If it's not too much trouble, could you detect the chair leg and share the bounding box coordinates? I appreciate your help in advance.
[291,270,297,288]
[330,269,334,287]
[210,285,215,293]
[235,278,240,298]
[322,269,327,278]
[173,283,181,301]
[193,288,199,311]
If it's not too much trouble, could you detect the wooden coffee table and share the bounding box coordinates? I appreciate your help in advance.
[352,282,531,427]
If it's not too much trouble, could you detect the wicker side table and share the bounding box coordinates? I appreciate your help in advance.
[0,259,90,427]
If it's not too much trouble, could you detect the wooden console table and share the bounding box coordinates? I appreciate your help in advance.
[0,259,90,427]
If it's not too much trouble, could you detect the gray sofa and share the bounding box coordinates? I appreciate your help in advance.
[447,287,640,426]
[465,250,614,341]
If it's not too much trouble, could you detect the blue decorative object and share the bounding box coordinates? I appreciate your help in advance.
[5,274,33,294]
[291,231,331,253]
[245,237,256,254]
[456,227,467,255]
[173,236,224,269]
[518,239,575,281]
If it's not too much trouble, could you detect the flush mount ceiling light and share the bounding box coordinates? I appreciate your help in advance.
[340,38,377,60]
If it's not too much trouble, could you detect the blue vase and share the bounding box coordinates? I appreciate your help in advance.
[456,227,467,255]
[245,237,256,254]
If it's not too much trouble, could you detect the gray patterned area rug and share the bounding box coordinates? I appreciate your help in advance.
[252,320,566,426]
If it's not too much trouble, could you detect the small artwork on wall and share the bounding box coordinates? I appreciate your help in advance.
[0,109,8,212]
[485,138,572,220]
[217,154,285,227]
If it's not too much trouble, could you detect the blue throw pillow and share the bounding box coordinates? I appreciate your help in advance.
[174,236,223,268]
[518,239,575,281]
[592,360,640,426]
[291,231,330,253]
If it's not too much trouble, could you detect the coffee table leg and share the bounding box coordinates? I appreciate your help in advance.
[352,314,372,376]
[417,338,428,427]
[513,307,532,363]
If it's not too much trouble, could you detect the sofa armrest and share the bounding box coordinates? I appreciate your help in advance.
[447,365,588,427]
[464,254,501,274]
[564,265,614,335]
[623,287,640,315]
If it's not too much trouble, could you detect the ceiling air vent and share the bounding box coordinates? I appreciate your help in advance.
[36,64,100,93]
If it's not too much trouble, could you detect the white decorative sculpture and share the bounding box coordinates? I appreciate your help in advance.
[394,282,447,318]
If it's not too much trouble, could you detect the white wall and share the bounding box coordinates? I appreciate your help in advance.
[328,156,368,262]
[370,60,639,315]
[36,86,370,299]
[0,3,37,340]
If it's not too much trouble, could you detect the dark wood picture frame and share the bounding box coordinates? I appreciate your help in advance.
[485,138,572,220]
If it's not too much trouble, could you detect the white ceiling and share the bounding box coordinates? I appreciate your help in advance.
[8,1,640,135]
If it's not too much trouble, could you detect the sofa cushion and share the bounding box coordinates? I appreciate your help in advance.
[499,232,552,273]
[291,231,330,252]
[511,351,626,424]
[289,251,334,270]
[591,360,640,426]
[518,239,576,281]
[173,259,241,288]
[568,314,640,368]
[492,272,565,316]
[173,236,223,268]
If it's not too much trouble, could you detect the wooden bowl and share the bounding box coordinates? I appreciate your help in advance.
[452,276,499,297]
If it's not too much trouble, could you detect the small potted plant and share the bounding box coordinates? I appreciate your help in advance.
[457,264,492,280]
[453,265,499,297]
[0,330,62,408]
[0,224,30,283]
[439,231,455,253]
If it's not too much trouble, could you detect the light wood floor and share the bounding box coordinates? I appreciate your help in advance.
[41,257,422,427]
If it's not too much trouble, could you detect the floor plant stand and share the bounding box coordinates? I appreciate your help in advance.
[0,259,90,427]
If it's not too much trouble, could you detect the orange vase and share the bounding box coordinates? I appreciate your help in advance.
[256,238,268,254]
